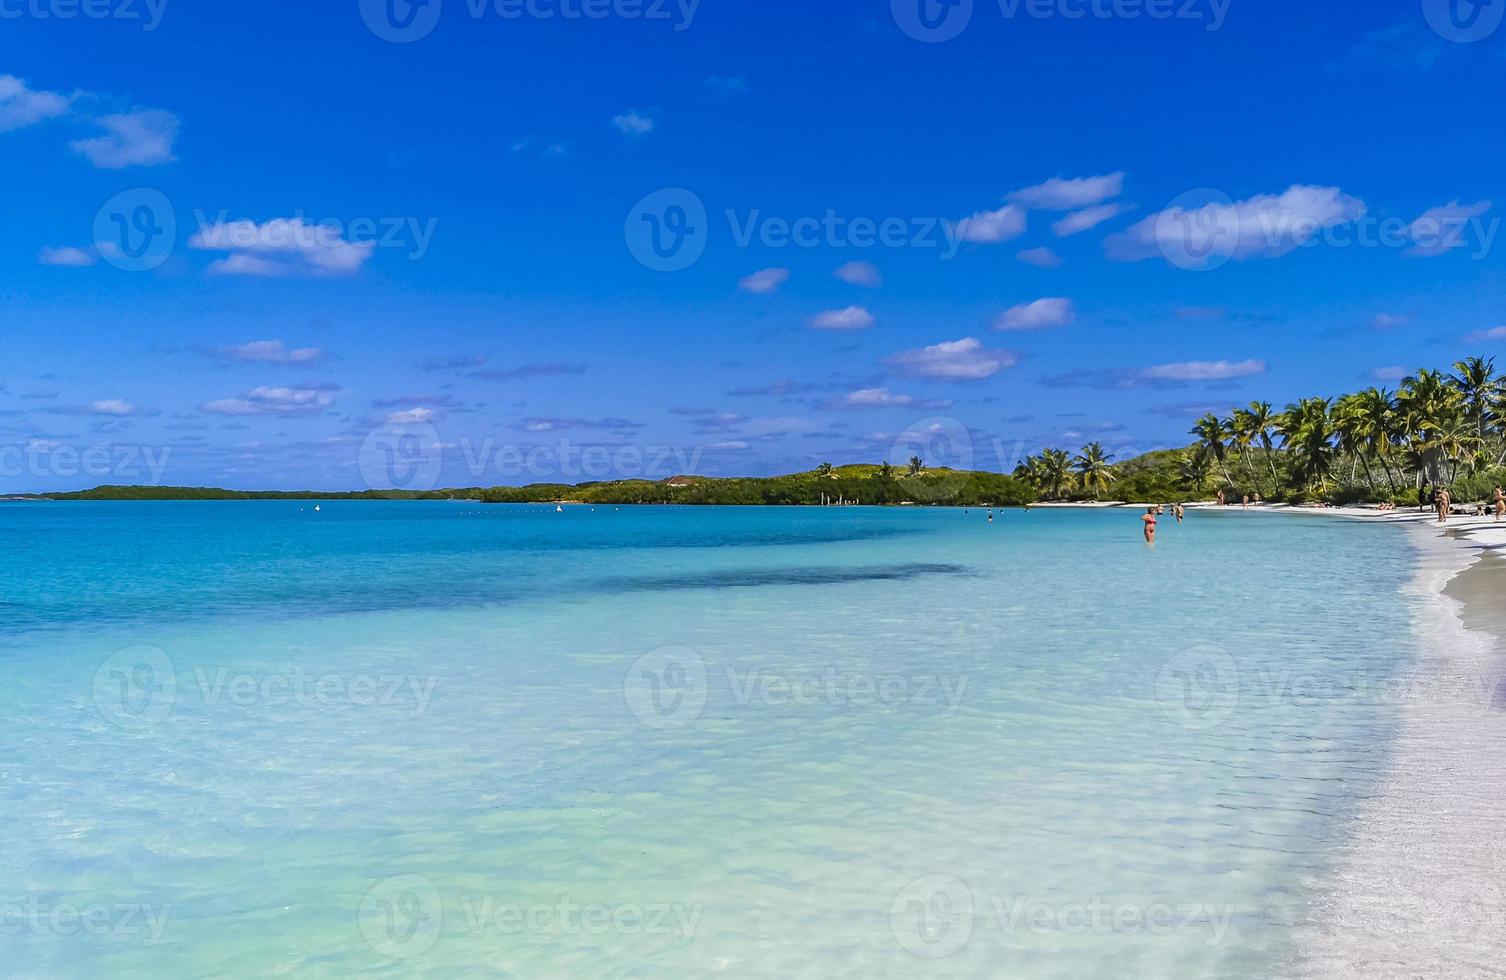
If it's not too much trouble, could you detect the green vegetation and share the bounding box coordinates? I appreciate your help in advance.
[1015,357,1506,505]
[478,463,1035,507]
[21,486,476,501]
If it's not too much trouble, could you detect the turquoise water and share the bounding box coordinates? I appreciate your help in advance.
[0,503,1418,978]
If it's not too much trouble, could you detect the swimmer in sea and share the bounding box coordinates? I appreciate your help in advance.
[1175,503,1185,524]
[1142,507,1157,543]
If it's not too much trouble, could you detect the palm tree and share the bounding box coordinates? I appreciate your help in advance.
[1451,356,1498,446]
[907,456,924,477]
[816,462,834,477]
[1038,448,1072,500]
[1073,443,1116,499]
[1243,401,1281,489]
[1228,408,1265,496]
[875,461,896,480]
[1342,387,1401,492]
[1398,368,1464,485]
[1277,398,1337,493]
[1191,413,1233,488]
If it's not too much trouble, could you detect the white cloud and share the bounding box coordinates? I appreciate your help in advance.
[1009,172,1125,210]
[216,340,325,364]
[884,337,1018,381]
[1140,359,1267,382]
[810,306,875,331]
[1016,247,1063,269]
[1407,200,1492,257]
[90,399,139,416]
[738,267,789,294]
[1371,366,1409,381]
[1465,325,1506,342]
[0,75,72,132]
[841,387,915,408]
[1370,313,1411,330]
[385,407,440,424]
[191,218,377,277]
[200,385,337,417]
[834,260,882,287]
[71,109,179,168]
[612,109,655,136]
[1053,203,1127,237]
[1106,185,1367,264]
[952,205,1027,244]
[709,440,750,450]
[39,246,96,267]
[995,298,1074,331]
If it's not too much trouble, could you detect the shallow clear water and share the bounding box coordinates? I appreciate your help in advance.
[0,503,1418,978]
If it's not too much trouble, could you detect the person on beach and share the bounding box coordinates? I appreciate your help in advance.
[1216,490,1226,507]
[1420,485,1430,513]
[1494,487,1504,522]
[1436,487,1451,524]
[1242,494,1250,509]
[1142,507,1158,542]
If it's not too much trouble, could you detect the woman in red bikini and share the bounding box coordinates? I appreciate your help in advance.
[1142,507,1158,543]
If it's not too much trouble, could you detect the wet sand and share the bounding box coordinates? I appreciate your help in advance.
[1290,521,1506,978]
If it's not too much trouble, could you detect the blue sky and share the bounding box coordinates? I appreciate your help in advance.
[2,0,1504,491]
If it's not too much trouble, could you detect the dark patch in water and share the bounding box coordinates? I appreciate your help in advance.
[599,563,969,593]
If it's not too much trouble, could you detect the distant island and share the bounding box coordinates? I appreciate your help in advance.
[13,351,1506,512]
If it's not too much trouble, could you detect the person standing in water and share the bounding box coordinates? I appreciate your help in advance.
[1175,503,1185,524]
[1494,486,1504,522]
[1142,507,1158,543]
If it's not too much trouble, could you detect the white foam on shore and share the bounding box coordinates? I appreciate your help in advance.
[1287,520,1506,978]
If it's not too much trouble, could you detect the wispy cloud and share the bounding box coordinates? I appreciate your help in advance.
[0,75,72,132]
[810,306,875,331]
[211,340,325,365]
[833,261,882,287]
[1406,200,1492,257]
[1045,359,1267,389]
[1053,203,1127,237]
[995,298,1074,331]
[1106,185,1366,264]
[191,218,376,277]
[1016,247,1062,269]
[952,205,1026,244]
[1465,325,1506,342]
[612,109,655,137]
[38,246,96,267]
[1009,172,1125,210]
[472,363,585,381]
[200,384,339,417]
[739,267,789,294]
[71,109,179,168]
[513,416,642,433]
[884,337,1018,381]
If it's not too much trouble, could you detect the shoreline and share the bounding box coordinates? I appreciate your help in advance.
[1285,511,1506,977]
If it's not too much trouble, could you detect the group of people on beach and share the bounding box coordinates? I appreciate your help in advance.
[1419,484,1505,523]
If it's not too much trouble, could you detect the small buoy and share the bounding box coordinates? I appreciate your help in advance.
[314,504,321,512]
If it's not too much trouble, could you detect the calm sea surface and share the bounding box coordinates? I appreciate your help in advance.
[0,502,1418,978]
